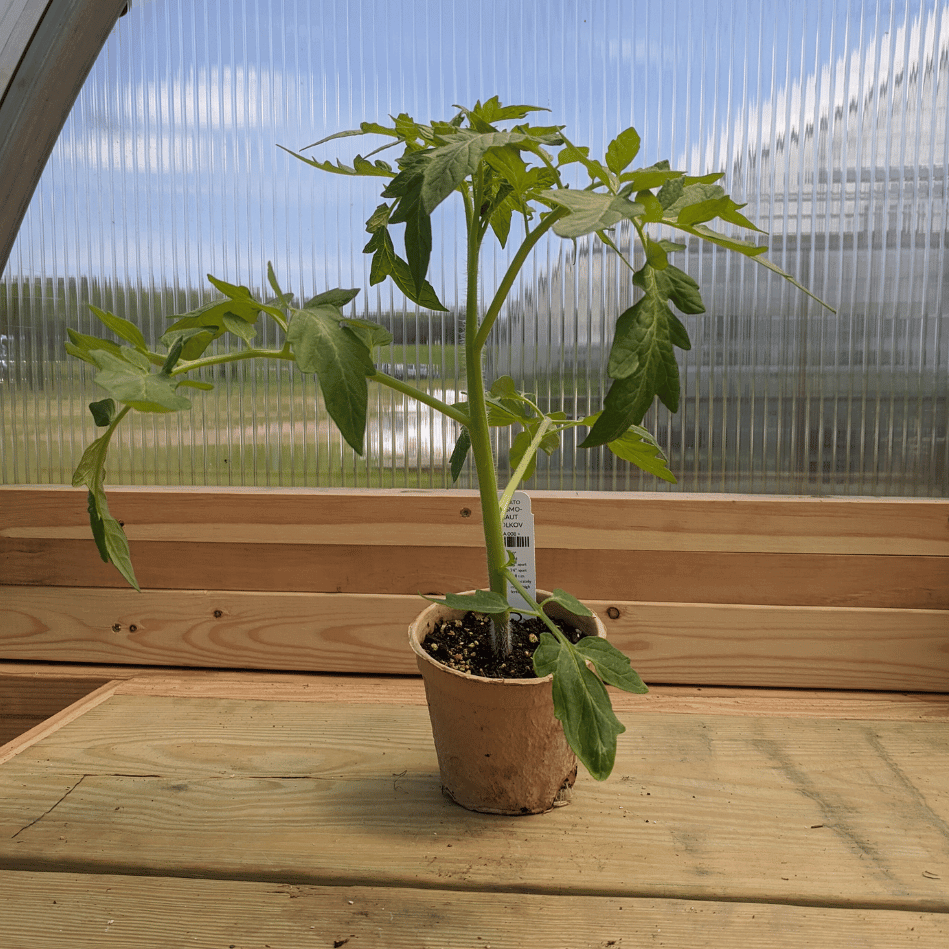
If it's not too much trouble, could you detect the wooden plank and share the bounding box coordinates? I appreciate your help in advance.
[109,673,949,721]
[3,485,947,555]
[0,680,118,764]
[4,665,946,720]
[1,871,947,948]
[3,538,946,609]
[1,697,947,910]
[0,673,111,746]
[0,587,945,690]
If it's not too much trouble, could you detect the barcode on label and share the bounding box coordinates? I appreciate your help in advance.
[504,534,531,548]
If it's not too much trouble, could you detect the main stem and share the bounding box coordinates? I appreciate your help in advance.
[463,194,511,656]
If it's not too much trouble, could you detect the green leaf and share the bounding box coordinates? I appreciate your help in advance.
[287,305,373,453]
[422,590,511,614]
[542,589,593,617]
[489,375,519,398]
[582,372,669,448]
[88,305,148,351]
[88,398,116,427]
[574,637,649,693]
[541,190,644,239]
[449,428,470,482]
[65,329,125,365]
[266,262,292,304]
[532,633,626,781]
[91,350,193,413]
[605,127,641,174]
[635,264,705,318]
[303,287,361,309]
[509,429,539,482]
[418,130,539,214]
[221,313,257,344]
[160,337,186,374]
[383,153,433,293]
[73,435,140,591]
[176,379,215,391]
[341,318,393,351]
[159,324,217,361]
[363,214,447,311]
[601,421,677,484]
[620,163,683,192]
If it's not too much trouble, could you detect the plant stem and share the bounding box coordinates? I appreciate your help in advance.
[370,370,469,425]
[497,415,553,518]
[504,570,572,648]
[474,207,568,351]
[464,183,510,656]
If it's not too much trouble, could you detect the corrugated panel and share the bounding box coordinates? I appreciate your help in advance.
[1,0,945,496]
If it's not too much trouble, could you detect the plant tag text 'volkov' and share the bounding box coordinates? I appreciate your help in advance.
[503,490,536,611]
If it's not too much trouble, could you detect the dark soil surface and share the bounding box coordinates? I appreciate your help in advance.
[421,611,587,679]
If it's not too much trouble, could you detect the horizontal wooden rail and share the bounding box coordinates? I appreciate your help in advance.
[1,486,946,690]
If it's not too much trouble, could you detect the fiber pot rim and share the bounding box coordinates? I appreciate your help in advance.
[408,590,604,686]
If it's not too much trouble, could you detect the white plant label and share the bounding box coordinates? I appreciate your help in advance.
[502,490,536,611]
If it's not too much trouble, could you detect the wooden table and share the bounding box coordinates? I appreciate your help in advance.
[2,671,948,947]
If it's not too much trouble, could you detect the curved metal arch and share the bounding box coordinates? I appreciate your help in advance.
[0,0,127,272]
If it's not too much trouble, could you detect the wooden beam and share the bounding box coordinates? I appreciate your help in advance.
[1,587,946,691]
[0,0,127,271]
[2,872,947,948]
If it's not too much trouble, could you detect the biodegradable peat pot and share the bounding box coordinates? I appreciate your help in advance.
[408,591,607,815]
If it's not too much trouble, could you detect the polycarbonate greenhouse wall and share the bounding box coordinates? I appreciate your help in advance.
[1,0,946,496]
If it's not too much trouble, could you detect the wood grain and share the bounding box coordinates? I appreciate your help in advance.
[3,486,946,554]
[0,673,111,747]
[4,537,946,609]
[0,680,118,765]
[1,587,945,690]
[1,871,947,948]
[1,696,947,911]
[4,664,947,720]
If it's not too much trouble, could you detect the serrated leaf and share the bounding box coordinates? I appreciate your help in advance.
[605,423,677,484]
[634,264,705,317]
[421,131,543,214]
[574,637,649,693]
[287,305,373,453]
[581,371,672,448]
[449,428,470,482]
[423,590,511,614]
[532,632,625,781]
[384,162,432,293]
[541,190,644,239]
[364,216,447,310]
[605,127,641,174]
[605,295,680,386]
[88,305,148,351]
